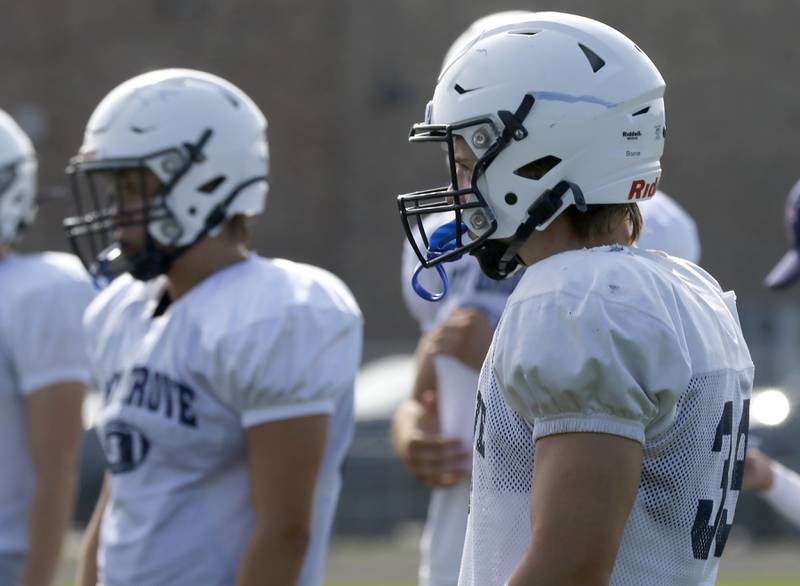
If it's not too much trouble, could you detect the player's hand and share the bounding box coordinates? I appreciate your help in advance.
[743,447,774,493]
[392,390,471,487]
[426,307,494,371]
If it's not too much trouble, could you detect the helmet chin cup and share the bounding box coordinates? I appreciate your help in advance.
[89,236,178,287]
[470,241,520,281]
[90,243,126,289]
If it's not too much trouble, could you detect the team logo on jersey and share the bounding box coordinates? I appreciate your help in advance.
[105,367,198,430]
[103,420,151,474]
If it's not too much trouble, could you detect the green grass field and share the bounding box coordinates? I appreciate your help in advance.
[56,530,800,586]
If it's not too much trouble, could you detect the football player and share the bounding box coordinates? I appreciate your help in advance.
[66,70,363,586]
[0,109,95,586]
[395,13,704,586]
[741,178,800,528]
[397,12,752,586]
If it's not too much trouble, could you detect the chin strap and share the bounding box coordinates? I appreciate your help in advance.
[472,181,586,280]
[411,219,468,302]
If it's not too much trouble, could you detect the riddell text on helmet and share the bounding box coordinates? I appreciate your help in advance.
[627,177,660,200]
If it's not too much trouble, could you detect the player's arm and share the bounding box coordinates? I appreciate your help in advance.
[77,474,109,586]
[392,331,469,487]
[21,381,85,586]
[235,414,329,586]
[744,448,800,529]
[426,307,494,371]
[507,432,643,586]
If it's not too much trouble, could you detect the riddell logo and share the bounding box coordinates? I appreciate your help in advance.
[623,131,642,140]
[627,177,659,200]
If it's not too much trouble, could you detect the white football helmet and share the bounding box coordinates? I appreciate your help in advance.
[441,10,536,74]
[64,68,269,282]
[0,109,37,246]
[398,12,666,279]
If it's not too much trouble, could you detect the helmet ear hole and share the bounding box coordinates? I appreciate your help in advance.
[197,175,226,194]
[513,156,562,181]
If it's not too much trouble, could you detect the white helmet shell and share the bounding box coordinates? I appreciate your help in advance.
[75,68,269,247]
[429,12,666,241]
[441,10,537,75]
[0,109,37,246]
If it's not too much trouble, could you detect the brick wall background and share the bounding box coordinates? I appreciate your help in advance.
[2,1,799,354]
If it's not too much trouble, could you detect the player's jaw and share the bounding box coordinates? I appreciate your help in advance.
[112,169,162,260]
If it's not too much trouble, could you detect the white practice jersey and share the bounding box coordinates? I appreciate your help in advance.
[460,246,753,586]
[0,252,95,553]
[85,255,363,586]
[402,230,523,586]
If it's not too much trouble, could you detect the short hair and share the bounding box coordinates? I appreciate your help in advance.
[223,214,249,245]
[565,203,643,245]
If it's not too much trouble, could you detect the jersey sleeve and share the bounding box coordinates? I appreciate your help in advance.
[215,307,363,428]
[497,290,691,445]
[11,278,96,395]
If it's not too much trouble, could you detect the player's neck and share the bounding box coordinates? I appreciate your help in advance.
[165,238,248,301]
[517,214,632,266]
[0,245,10,260]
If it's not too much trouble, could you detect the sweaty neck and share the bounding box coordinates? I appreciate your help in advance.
[516,214,632,267]
[165,237,249,301]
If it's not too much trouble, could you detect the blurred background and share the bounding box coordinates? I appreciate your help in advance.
[3,0,800,584]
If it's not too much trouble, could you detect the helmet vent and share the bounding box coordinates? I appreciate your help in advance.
[514,156,562,181]
[218,89,240,108]
[197,175,226,194]
[130,126,154,134]
[632,106,650,116]
[508,31,538,37]
[578,43,605,73]
[454,83,482,95]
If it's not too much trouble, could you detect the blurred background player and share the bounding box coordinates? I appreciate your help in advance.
[393,12,532,586]
[0,109,95,586]
[742,178,800,529]
[393,12,703,586]
[637,190,700,264]
[66,70,363,586]
[397,12,752,585]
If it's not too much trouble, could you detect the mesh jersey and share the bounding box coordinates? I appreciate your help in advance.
[85,255,363,586]
[459,246,753,586]
[0,252,95,553]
